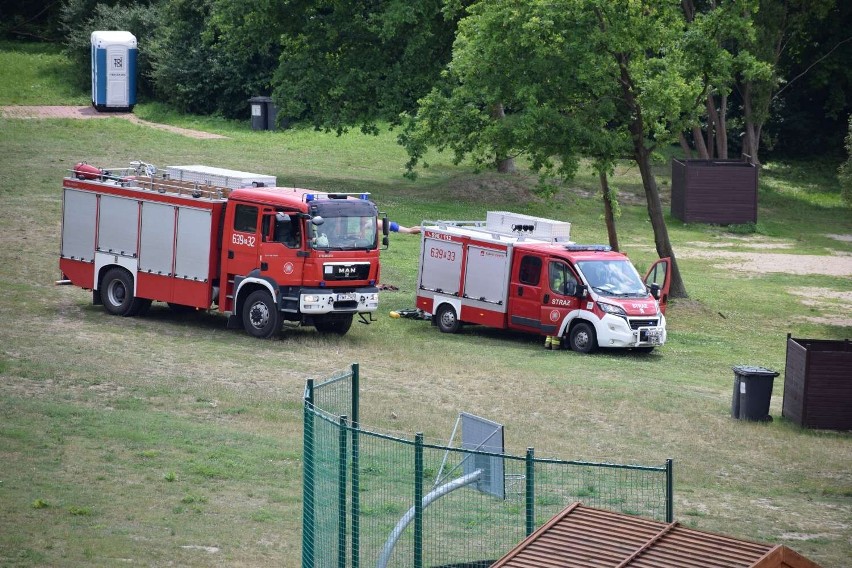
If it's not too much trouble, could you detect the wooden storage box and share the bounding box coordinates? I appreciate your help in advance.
[671,159,758,224]
[783,335,852,430]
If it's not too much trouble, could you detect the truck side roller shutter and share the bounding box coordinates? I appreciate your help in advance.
[174,207,212,281]
[98,194,139,256]
[420,237,463,295]
[464,246,509,305]
[139,202,176,275]
[61,188,97,262]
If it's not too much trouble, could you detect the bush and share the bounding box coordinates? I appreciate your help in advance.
[839,115,852,207]
[61,0,163,98]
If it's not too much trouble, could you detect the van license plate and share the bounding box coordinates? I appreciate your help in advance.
[644,329,663,344]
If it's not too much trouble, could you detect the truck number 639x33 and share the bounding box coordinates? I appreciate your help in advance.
[429,247,456,262]
[232,233,256,247]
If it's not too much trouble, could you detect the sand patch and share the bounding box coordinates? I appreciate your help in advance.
[678,249,852,277]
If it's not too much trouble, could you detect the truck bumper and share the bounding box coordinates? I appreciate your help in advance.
[299,286,379,315]
[595,313,667,348]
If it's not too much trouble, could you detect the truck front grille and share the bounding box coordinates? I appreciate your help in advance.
[629,319,659,330]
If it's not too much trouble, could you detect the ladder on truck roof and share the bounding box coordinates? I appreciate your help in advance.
[424,211,572,243]
[68,161,236,201]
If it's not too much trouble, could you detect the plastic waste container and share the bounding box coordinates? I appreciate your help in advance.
[732,366,779,421]
[248,96,278,131]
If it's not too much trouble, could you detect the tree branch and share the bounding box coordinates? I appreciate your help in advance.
[775,35,852,99]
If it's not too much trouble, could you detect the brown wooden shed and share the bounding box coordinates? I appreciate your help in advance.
[491,502,821,568]
[671,159,759,224]
[783,335,852,430]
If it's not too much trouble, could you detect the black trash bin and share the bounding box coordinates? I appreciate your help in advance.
[732,365,779,421]
[248,96,275,131]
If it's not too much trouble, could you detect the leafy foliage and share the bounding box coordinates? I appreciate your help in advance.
[60,0,162,97]
[839,116,852,206]
[146,0,286,117]
[273,0,464,132]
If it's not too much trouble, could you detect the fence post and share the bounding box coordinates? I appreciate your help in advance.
[414,433,424,568]
[525,447,535,536]
[338,416,349,568]
[351,366,360,568]
[302,379,315,568]
[665,458,674,523]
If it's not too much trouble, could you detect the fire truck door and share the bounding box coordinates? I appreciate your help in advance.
[540,261,580,336]
[224,202,262,280]
[259,212,305,283]
[643,257,672,315]
[508,253,545,332]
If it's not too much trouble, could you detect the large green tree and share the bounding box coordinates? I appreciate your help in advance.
[403,0,711,298]
[273,0,465,132]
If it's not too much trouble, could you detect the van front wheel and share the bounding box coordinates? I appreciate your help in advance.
[569,322,597,354]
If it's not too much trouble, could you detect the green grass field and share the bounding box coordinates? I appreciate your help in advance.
[1,42,850,567]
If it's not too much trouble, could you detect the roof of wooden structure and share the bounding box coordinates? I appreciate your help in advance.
[491,503,822,568]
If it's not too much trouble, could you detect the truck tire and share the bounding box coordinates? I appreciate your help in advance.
[101,268,149,317]
[436,304,461,334]
[569,321,597,354]
[242,290,279,339]
[314,314,354,335]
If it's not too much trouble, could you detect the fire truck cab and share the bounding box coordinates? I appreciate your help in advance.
[415,212,671,353]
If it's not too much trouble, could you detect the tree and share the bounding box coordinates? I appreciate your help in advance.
[840,116,852,207]
[273,0,466,132]
[403,0,703,298]
[146,0,288,117]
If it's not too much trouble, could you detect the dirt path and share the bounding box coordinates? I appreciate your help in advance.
[0,105,227,139]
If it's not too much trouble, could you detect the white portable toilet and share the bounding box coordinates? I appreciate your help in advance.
[91,31,137,112]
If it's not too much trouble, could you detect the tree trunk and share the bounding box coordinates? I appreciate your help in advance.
[718,92,728,159]
[678,133,694,159]
[692,125,710,159]
[742,81,761,164]
[599,170,620,252]
[492,102,516,173]
[617,55,688,298]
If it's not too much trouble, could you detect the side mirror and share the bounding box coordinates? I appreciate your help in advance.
[311,215,324,226]
[382,235,389,247]
[576,284,588,298]
[564,281,577,296]
[382,214,390,236]
[649,283,660,299]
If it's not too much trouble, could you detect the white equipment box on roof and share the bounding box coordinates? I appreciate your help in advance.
[165,165,276,189]
[485,211,571,241]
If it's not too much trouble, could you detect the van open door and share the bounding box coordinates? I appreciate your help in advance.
[644,257,672,315]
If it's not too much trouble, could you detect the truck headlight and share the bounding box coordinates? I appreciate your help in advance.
[304,294,321,303]
[598,302,626,317]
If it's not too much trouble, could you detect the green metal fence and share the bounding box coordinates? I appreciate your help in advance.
[303,364,673,568]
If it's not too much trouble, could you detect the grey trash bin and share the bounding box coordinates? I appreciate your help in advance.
[732,365,779,421]
[248,96,278,131]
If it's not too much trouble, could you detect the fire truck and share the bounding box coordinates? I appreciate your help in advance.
[58,161,385,338]
[415,212,672,353]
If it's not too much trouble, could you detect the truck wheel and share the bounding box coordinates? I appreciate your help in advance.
[242,290,279,339]
[569,322,597,354]
[314,314,354,335]
[101,268,148,317]
[436,304,461,334]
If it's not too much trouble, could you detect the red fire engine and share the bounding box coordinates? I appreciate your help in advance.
[416,212,672,353]
[59,161,384,338]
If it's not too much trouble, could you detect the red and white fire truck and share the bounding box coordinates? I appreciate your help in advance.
[59,161,385,338]
[415,211,672,353]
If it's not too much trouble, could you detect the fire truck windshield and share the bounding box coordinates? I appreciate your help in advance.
[308,199,378,251]
[576,259,647,297]
[310,215,376,250]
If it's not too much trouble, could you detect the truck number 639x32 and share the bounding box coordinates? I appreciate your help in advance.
[232,233,256,247]
[429,247,456,262]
